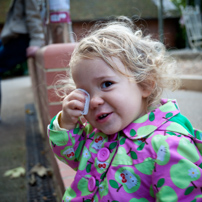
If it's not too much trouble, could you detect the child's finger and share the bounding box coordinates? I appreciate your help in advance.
[60,109,81,129]
[60,101,84,128]
[69,109,84,119]
[60,90,87,127]
[66,90,86,103]
[67,100,85,111]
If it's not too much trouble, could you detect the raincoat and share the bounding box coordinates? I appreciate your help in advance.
[47,99,202,202]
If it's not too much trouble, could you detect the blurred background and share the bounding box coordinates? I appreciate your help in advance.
[0,0,201,78]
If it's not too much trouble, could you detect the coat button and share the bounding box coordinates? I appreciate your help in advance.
[97,148,110,162]
[88,176,96,192]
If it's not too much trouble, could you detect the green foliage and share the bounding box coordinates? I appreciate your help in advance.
[1,61,28,79]
[171,0,186,9]
[170,0,200,9]
[170,0,202,49]
[171,0,202,12]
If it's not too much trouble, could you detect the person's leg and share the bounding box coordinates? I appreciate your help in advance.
[0,77,1,122]
[0,35,30,73]
[0,35,29,122]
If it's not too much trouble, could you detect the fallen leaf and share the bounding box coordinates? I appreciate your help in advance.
[4,167,25,178]
[25,109,34,115]
[29,163,52,177]
[28,173,36,185]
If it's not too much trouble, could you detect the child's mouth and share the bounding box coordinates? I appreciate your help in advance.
[97,112,113,122]
[98,113,109,120]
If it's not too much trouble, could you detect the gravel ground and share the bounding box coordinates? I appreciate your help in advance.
[0,76,33,202]
[176,58,202,75]
[170,50,202,75]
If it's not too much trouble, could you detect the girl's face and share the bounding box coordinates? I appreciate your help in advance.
[72,57,149,135]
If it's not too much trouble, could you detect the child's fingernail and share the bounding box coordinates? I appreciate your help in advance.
[76,88,90,115]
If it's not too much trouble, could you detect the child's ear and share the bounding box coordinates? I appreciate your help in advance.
[142,88,152,98]
[141,81,155,98]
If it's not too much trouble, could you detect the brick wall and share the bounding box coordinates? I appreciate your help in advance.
[28,43,76,199]
[29,43,76,136]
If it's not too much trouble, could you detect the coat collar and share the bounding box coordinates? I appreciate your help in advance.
[122,99,180,140]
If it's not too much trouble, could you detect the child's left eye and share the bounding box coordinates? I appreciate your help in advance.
[101,81,113,89]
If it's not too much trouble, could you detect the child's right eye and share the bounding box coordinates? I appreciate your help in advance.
[101,81,113,89]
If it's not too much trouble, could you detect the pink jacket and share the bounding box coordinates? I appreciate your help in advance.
[48,99,202,202]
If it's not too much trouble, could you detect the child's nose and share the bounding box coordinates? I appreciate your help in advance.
[90,95,104,110]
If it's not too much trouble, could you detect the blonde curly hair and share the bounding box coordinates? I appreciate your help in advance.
[57,16,180,109]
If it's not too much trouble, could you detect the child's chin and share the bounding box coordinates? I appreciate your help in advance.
[100,128,119,135]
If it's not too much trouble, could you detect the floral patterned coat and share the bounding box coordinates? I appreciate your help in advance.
[47,99,202,202]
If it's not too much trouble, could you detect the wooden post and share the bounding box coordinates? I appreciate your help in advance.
[158,0,164,43]
[195,0,201,11]
[46,0,74,44]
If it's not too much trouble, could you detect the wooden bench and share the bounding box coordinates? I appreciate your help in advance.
[181,5,202,50]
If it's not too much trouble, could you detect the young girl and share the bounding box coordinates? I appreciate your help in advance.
[48,16,202,202]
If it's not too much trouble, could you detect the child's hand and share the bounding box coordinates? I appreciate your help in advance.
[59,90,86,130]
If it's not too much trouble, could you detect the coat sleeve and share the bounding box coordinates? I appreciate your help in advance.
[47,116,89,171]
[24,0,45,47]
[151,133,202,201]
